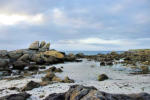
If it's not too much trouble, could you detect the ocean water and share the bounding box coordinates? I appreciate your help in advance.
[65,51,125,55]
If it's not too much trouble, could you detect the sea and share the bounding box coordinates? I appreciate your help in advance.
[64,51,125,55]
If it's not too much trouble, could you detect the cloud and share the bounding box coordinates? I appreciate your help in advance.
[51,8,103,29]
[78,38,121,45]
[0,13,44,25]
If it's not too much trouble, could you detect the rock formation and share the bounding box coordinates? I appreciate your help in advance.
[0,41,76,76]
[44,85,150,100]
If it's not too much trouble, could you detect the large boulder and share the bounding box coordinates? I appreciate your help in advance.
[44,85,150,100]
[43,50,64,59]
[8,50,23,60]
[40,41,46,48]
[13,61,28,70]
[0,50,8,58]
[18,54,29,61]
[28,65,39,71]
[43,56,60,64]
[31,54,45,64]
[43,42,50,50]
[0,92,30,100]
[0,59,9,70]
[21,49,37,55]
[28,41,39,50]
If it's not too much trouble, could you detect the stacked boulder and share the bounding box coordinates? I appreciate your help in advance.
[29,41,50,52]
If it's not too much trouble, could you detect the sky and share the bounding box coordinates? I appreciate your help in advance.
[0,0,150,51]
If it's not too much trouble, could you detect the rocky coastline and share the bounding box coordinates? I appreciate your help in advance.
[0,41,77,76]
[0,41,150,100]
[80,50,150,74]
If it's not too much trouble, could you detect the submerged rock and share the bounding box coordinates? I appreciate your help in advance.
[98,74,109,81]
[44,85,150,100]
[100,61,105,66]
[0,92,31,100]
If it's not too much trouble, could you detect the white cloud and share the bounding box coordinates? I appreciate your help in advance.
[0,13,44,25]
[79,38,121,44]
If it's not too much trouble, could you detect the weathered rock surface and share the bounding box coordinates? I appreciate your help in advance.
[40,41,46,48]
[0,50,8,58]
[44,85,150,100]
[29,41,39,50]
[43,50,64,59]
[18,54,29,61]
[13,61,28,70]
[8,50,23,60]
[0,59,9,70]
[0,92,30,100]
[22,81,41,91]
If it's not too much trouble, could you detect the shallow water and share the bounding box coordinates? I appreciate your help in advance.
[0,59,150,99]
